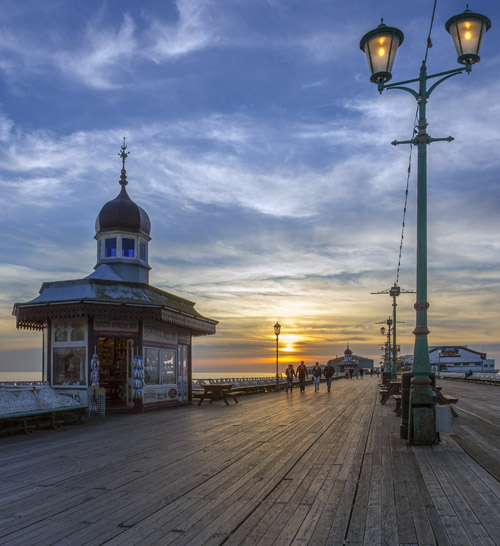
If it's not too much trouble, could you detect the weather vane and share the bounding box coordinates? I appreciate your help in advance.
[118,137,130,170]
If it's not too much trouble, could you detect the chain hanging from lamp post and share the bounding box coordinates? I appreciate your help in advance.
[360,6,491,445]
[274,322,281,392]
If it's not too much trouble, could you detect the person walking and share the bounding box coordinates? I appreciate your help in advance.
[285,364,296,392]
[312,362,322,392]
[359,367,364,379]
[323,361,335,392]
[296,361,308,393]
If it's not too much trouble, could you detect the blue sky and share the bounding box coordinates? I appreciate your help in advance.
[0,0,499,374]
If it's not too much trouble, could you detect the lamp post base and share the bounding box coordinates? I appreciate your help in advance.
[408,378,437,445]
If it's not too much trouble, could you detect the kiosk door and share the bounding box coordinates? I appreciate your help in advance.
[98,337,132,405]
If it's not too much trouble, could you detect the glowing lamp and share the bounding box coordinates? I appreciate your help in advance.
[274,322,281,336]
[360,20,404,84]
[445,7,491,66]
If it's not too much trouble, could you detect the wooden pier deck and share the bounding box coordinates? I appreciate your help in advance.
[1,376,499,545]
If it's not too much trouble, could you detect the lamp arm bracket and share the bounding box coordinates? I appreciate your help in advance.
[381,66,465,99]
[382,84,419,100]
[391,138,415,146]
[427,71,463,98]
[426,66,466,81]
[428,136,454,143]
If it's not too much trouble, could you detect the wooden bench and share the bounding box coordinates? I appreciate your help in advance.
[197,385,238,406]
[379,381,401,405]
[0,406,87,435]
[389,391,458,419]
[436,392,459,417]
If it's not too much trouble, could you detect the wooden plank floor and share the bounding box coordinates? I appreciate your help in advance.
[1,376,499,545]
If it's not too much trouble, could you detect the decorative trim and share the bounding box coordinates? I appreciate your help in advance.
[15,302,216,336]
[413,326,430,336]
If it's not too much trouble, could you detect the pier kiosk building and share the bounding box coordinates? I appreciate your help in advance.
[13,142,217,410]
[327,345,374,374]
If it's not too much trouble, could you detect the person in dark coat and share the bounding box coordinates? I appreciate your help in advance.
[323,362,335,392]
[312,362,322,392]
[296,361,308,392]
[285,364,296,392]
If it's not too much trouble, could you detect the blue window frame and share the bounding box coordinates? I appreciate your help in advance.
[122,238,135,257]
[105,238,117,257]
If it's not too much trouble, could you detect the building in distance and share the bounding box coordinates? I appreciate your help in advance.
[327,345,374,374]
[402,346,496,374]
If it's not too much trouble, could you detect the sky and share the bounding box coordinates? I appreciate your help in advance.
[0,0,499,375]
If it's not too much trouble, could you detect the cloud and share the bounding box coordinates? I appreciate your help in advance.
[57,14,137,90]
[146,0,215,62]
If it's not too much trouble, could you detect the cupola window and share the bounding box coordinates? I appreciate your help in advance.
[122,238,135,258]
[139,241,146,261]
[105,238,117,257]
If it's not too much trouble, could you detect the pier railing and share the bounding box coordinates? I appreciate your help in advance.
[192,376,290,393]
[438,372,500,385]
[191,374,345,394]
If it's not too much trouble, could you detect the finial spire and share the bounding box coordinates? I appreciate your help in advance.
[118,137,130,187]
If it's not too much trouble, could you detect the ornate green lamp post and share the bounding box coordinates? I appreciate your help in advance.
[274,322,281,392]
[360,7,490,444]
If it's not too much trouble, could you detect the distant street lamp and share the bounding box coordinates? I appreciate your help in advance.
[372,284,413,379]
[274,322,281,392]
[379,318,392,379]
[360,7,490,445]
[380,326,388,373]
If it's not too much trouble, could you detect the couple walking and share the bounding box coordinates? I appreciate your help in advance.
[286,361,308,393]
[285,361,335,393]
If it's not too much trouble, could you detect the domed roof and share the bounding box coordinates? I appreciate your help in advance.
[344,345,352,355]
[95,182,151,236]
[95,140,151,237]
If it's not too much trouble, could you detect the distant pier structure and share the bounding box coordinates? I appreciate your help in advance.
[13,140,217,410]
[328,345,374,374]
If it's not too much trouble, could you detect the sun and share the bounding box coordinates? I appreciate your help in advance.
[279,334,301,353]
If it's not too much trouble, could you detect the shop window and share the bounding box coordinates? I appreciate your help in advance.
[54,321,68,342]
[145,348,160,384]
[178,345,188,399]
[53,347,86,385]
[105,238,117,257]
[143,347,177,385]
[52,318,87,387]
[71,322,85,341]
[161,349,176,384]
[122,238,135,257]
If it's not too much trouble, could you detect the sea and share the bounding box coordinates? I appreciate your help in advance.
[0,371,275,383]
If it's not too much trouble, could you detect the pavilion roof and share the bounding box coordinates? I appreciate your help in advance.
[13,277,217,336]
